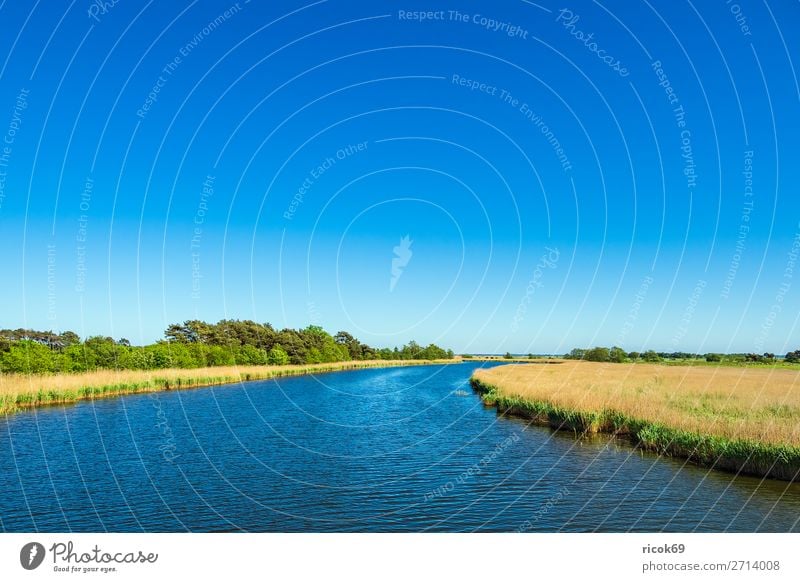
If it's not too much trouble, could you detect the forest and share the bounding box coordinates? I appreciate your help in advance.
[0,320,454,374]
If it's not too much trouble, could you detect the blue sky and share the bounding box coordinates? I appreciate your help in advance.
[0,1,798,354]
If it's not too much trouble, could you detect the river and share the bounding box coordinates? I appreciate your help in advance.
[1,362,798,532]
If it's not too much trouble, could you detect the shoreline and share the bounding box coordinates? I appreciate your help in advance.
[0,359,459,417]
[470,375,800,483]
[465,357,564,364]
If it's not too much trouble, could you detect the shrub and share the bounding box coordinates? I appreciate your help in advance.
[585,347,610,362]
[267,346,290,365]
[609,346,626,363]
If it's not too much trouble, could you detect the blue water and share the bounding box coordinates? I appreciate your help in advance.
[1,362,799,532]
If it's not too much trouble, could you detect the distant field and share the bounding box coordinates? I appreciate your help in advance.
[471,361,800,481]
[643,358,800,369]
[0,359,457,416]
[465,356,564,363]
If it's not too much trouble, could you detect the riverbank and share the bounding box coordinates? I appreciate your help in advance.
[471,361,800,481]
[465,356,564,363]
[0,359,459,416]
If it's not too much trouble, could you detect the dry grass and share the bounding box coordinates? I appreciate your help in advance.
[0,359,457,415]
[473,361,800,446]
[472,361,800,481]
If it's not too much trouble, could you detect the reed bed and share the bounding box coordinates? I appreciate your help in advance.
[0,359,456,416]
[471,361,800,481]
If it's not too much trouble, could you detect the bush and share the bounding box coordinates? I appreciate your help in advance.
[585,347,610,362]
[237,344,268,366]
[642,350,661,362]
[0,341,56,373]
[609,346,626,363]
[267,346,290,365]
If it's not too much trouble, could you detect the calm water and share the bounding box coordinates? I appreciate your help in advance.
[1,362,799,532]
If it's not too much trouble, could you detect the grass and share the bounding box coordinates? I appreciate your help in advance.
[646,358,800,369]
[464,356,565,363]
[0,359,457,416]
[471,361,800,481]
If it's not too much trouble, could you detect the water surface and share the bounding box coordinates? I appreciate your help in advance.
[1,362,799,532]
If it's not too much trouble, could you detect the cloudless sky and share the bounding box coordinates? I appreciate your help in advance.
[0,0,798,354]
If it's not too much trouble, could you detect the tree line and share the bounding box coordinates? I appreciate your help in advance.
[564,346,799,364]
[0,320,454,374]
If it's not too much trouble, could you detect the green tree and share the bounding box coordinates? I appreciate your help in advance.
[276,329,309,364]
[0,320,457,374]
[608,346,626,363]
[57,331,81,348]
[205,345,235,366]
[83,336,120,369]
[565,348,586,360]
[306,348,323,364]
[0,340,55,373]
[418,344,447,360]
[585,347,610,362]
[236,344,268,366]
[334,331,362,360]
[400,341,422,359]
[267,345,290,365]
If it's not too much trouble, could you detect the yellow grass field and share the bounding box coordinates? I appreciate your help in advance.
[471,361,800,480]
[473,361,800,445]
[0,359,457,415]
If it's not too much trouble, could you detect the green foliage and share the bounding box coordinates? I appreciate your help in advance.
[562,345,800,368]
[237,344,268,366]
[0,340,56,374]
[334,331,361,359]
[0,320,454,375]
[267,346,290,365]
[608,346,627,363]
[503,352,513,360]
[584,347,610,362]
